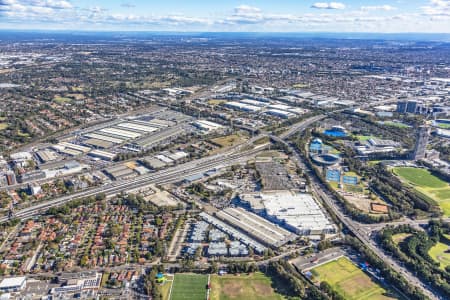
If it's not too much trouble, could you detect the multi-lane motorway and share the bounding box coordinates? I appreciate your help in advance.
[0,144,265,223]
[1,113,441,299]
[281,138,440,300]
[1,115,324,224]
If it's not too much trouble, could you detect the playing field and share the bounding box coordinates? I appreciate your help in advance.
[428,242,450,270]
[210,272,285,300]
[310,257,398,300]
[393,167,450,216]
[0,123,7,130]
[170,273,208,300]
[383,121,410,129]
[53,96,72,104]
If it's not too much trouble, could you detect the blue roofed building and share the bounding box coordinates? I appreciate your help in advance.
[309,138,323,153]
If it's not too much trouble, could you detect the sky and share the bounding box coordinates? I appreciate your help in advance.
[0,0,449,33]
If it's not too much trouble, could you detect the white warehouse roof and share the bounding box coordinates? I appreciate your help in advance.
[225,101,262,112]
[116,122,159,133]
[99,128,141,139]
[0,277,26,289]
[246,191,335,235]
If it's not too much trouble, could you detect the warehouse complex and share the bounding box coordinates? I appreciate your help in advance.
[200,212,267,253]
[241,191,336,236]
[214,207,297,248]
[223,98,308,119]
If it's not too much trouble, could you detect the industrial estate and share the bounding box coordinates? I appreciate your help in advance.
[0,15,449,300]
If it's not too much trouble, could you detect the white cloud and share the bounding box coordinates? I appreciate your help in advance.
[422,0,450,17]
[0,1,449,33]
[361,5,396,11]
[311,2,346,10]
[234,5,261,15]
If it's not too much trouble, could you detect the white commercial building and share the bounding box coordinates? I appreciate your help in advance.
[215,207,296,247]
[0,276,26,293]
[225,101,262,112]
[241,191,336,236]
[58,142,91,153]
[193,120,224,132]
[84,133,125,144]
[99,128,141,139]
[89,150,116,161]
[116,122,159,133]
[240,99,268,107]
[265,109,295,119]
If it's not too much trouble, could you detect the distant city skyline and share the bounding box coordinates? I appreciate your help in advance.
[0,0,449,33]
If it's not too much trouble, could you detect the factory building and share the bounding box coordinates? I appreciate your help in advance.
[200,212,266,254]
[35,150,59,163]
[89,150,116,161]
[225,101,262,112]
[99,128,141,139]
[58,142,91,153]
[214,207,296,248]
[264,109,295,119]
[18,171,46,183]
[0,276,26,293]
[116,122,159,133]
[240,99,268,107]
[192,120,224,133]
[104,165,136,180]
[83,138,114,149]
[240,191,336,236]
[84,133,124,144]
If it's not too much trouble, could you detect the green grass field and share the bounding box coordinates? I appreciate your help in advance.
[355,135,376,142]
[210,272,285,300]
[53,96,72,104]
[428,242,450,270]
[393,167,450,216]
[0,123,8,130]
[383,121,410,129]
[310,257,398,300]
[393,167,447,188]
[392,233,412,245]
[435,122,450,129]
[170,273,208,300]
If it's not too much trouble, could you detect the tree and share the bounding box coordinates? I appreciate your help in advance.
[210,261,218,274]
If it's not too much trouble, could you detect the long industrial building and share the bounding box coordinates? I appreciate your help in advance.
[116,122,159,133]
[214,207,296,248]
[84,133,125,144]
[225,101,262,112]
[240,191,336,236]
[200,212,266,253]
[99,127,142,139]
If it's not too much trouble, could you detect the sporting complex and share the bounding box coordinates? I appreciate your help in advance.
[209,272,285,300]
[169,273,208,300]
[309,257,398,300]
[393,167,450,216]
